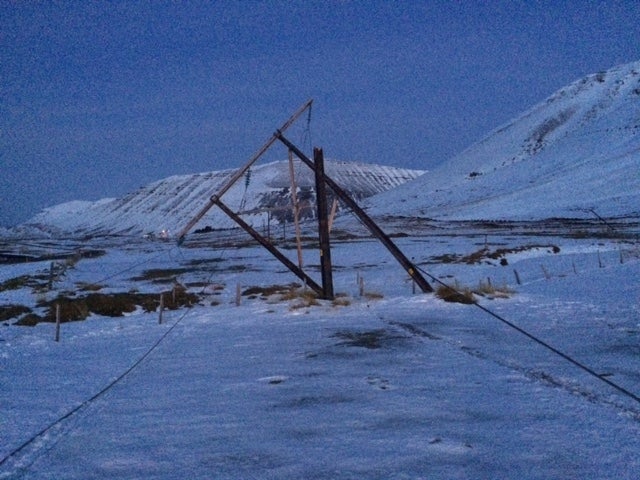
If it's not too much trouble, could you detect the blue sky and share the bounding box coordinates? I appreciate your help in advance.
[2,1,639,226]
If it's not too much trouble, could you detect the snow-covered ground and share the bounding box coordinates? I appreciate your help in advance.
[1,224,639,479]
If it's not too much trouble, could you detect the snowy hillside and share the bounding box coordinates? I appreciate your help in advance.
[370,60,640,220]
[20,160,423,237]
[2,228,640,478]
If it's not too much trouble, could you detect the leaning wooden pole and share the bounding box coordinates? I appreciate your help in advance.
[176,99,314,244]
[313,148,334,300]
[276,132,434,293]
[213,197,324,297]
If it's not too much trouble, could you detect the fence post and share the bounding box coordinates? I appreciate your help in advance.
[48,262,55,290]
[513,269,521,285]
[541,264,551,280]
[55,303,61,342]
[236,283,242,306]
[158,294,164,324]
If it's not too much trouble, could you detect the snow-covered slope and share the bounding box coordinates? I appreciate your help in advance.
[22,160,424,237]
[370,60,640,220]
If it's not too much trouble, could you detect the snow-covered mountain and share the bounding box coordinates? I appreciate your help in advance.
[16,61,640,237]
[369,60,640,221]
[21,160,424,237]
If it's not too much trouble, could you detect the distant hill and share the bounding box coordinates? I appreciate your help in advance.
[369,60,640,221]
[19,160,424,237]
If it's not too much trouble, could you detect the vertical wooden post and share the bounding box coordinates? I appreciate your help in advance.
[327,198,339,232]
[359,276,365,297]
[48,262,55,290]
[236,283,242,306]
[288,151,304,269]
[277,134,433,293]
[514,269,521,285]
[266,212,271,241]
[541,264,550,280]
[55,303,61,342]
[314,147,334,300]
[158,294,164,324]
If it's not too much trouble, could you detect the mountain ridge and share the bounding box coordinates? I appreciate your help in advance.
[368,60,640,221]
[18,159,424,237]
[11,61,640,237]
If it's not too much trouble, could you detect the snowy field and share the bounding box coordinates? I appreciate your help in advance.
[1,223,640,479]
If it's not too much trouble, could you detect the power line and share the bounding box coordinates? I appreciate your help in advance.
[414,265,640,406]
[0,306,193,470]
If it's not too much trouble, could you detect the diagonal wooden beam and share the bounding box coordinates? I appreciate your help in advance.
[176,99,313,244]
[213,197,324,297]
[276,132,434,293]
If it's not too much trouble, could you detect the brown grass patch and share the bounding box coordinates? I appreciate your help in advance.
[473,280,515,299]
[242,283,302,299]
[0,275,37,292]
[435,284,475,304]
[19,288,201,325]
[0,304,32,322]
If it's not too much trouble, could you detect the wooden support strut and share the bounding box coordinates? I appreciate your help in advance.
[176,99,314,244]
[276,132,434,293]
[212,197,324,297]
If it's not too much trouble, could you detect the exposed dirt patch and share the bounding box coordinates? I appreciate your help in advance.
[0,275,36,292]
[242,283,302,298]
[1,304,32,323]
[332,329,406,349]
[429,244,560,265]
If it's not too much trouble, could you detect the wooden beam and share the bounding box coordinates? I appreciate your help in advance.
[212,197,324,297]
[276,132,434,293]
[176,99,314,244]
[314,148,334,300]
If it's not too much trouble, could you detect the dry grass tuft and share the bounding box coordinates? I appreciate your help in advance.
[332,294,352,307]
[363,291,384,300]
[435,283,475,304]
[473,280,515,299]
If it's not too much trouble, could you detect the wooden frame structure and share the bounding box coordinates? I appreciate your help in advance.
[176,100,433,299]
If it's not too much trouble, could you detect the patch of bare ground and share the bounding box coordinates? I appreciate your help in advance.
[12,288,200,326]
[1,305,32,323]
[429,244,560,265]
[332,328,409,349]
[242,282,303,299]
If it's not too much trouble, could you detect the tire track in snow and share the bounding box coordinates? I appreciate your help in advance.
[387,320,640,421]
